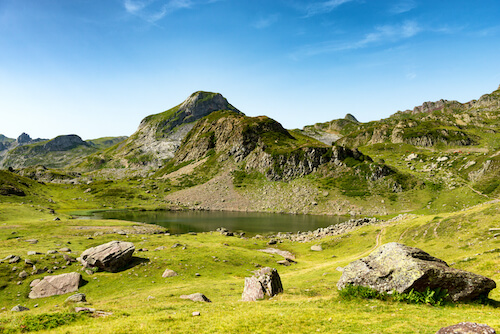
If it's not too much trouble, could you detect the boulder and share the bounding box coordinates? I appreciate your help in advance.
[311,245,323,251]
[29,272,81,299]
[65,293,87,303]
[337,242,496,302]
[180,293,211,302]
[11,305,29,312]
[162,269,178,278]
[80,241,135,272]
[436,322,496,334]
[242,267,283,302]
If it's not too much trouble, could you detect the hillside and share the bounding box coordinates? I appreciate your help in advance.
[0,135,127,169]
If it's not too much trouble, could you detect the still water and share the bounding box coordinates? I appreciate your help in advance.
[81,210,348,235]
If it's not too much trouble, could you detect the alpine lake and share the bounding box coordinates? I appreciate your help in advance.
[75,209,349,235]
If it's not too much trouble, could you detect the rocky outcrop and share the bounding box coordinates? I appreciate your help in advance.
[436,322,496,334]
[29,272,82,299]
[80,241,135,272]
[242,267,283,301]
[43,135,89,151]
[337,242,496,302]
[345,114,359,122]
[17,133,32,145]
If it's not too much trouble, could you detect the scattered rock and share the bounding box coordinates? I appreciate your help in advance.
[59,247,71,252]
[11,305,29,312]
[47,250,58,254]
[242,267,283,302]
[192,311,201,317]
[267,239,278,245]
[27,251,41,256]
[65,293,87,303]
[436,322,496,334]
[337,242,496,302]
[180,293,211,302]
[25,239,38,244]
[310,245,323,251]
[29,272,82,299]
[18,271,29,279]
[53,217,61,221]
[154,246,166,251]
[405,153,418,161]
[277,260,291,266]
[75,307,96,313]
[80,240,135,272]
[171,243,182,248]
[25,259,35,266]
[258,248,296,260]
[9,256,21,264]
[162,269,178,278]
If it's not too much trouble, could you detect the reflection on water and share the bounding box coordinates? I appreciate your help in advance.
[82,210,348,235]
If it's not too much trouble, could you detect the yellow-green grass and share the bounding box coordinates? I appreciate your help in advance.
[0,202,500,333]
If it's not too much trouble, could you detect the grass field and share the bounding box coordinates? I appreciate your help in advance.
[0,199,499,333]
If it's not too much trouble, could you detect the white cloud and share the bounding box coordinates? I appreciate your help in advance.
[304,0,355,17]
[253,14,279,29]
[389,0,417,15]
[124,0,215,23]
[291,20,422,59]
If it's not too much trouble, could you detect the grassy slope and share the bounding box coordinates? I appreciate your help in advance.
[0,200,499,333]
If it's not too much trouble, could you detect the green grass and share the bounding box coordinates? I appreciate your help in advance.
[0,199,500,333]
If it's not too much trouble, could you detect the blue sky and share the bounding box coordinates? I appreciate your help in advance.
[1,0,500,140]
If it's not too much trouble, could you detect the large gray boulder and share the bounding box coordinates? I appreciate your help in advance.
[242,267,283,302]
[80,241,135,272]
[29,272,81,299]
[436,322,496,334]
[337,242,496,302]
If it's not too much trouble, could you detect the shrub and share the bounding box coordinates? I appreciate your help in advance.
[17,312,82,332]
[339,285,450,306]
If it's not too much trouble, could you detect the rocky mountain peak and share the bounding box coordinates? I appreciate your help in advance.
[17,133,32,144]
[345,114,359,123]
[178,91,240,118]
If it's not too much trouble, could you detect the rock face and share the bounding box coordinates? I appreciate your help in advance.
[16,133,32,145]
[29,272,81,299]
[436,322,496,334]
[337,242,496,302]
[80,241,135,272]
[242,267,283,301]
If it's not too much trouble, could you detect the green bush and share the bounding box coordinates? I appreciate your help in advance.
[339,285,449,306]
[17,312,82,332]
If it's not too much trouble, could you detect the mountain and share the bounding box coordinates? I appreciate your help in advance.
[77,91,241,174]
[0,134,127,169]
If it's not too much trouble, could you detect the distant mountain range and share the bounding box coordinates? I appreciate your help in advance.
[1,85,499,215]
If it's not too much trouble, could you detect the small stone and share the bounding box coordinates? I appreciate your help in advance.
[310,245,323,251]
[47,250,58,254]
[195,273,201,277]
[54,217,61,221]
[25,239,38,244]
[27,251,40,256]
[267,239,277,245]
[18,271,29,279]
[180,293,211,302]
[162,269,178,278]
[59,248,71,252]
[65,293,87,303]
[11,305,29,312]
[192,311,201,317]
[9,256,21,263]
